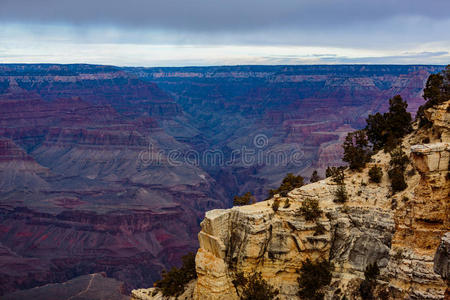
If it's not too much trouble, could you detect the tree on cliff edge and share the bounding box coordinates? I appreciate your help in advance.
[269,173,304,197]
[233,272,279,300]
[365,95,411,151]
[154,252,197,296]
[233,192,255,206]
[342,130,371,171]
[310,170,321,183]
[417,65,450,127]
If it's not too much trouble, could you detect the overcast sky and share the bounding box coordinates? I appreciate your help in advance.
[0,0,449,66]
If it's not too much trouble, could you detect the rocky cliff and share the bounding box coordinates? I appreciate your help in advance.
[194,101,449,299]
[139,100,449,299]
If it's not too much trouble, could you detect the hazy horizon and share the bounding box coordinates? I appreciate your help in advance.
[0,62,447,68]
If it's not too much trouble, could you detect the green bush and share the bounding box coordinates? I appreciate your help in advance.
[388,168,407,193]
[342,130,371,171]
[359,263,380,300]
[365,112,387,151]
[310,170,321,183]
[233,272,279,300]
[418,65,450,127]
[388,148,408,193]
[391,197,398,210]
[359,280,374,300]
[368,166,383,183]
[325,166,332,178]
[297,259,333,300]
[333,184,348,203]
[364,263,380,281]
[326,166,345,184]
[385,95,412,141]
[154,252,197,296]
[233,192,255,206]
[283,198,291,209]
[314,223,326,236]
[272,198,280,212]
[299,198,322,221]
[365,95,412,151]
[390,148,408,168]
[269,173,304,198]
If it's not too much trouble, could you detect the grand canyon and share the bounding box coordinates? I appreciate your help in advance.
[0,64,445,296]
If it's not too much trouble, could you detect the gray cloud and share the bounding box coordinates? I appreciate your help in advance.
[320,51,450,64]
[1,0,449,65]
[1,0,449,32]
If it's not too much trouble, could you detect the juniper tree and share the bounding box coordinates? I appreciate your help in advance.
[310,170,321,183]
[342,130,371,171]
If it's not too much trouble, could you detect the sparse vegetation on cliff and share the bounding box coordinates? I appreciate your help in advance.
[298,198,322,221]
[365,95,412,152]
[342,130,371,171]
[326,166,345,184]
[365,112,386,151]
[233,192,255,206]
[417,65,450,127]
[269,173,304,197]
[388,167,407,193]
[283,198,291,208]
[359,262,380,300]
[327,166,348,203]
[333,184,348,203]
[388,148,408,193]
[297,259,333,300]
[154,252,197,297]
[232,272,279,300]
[368,165,383,183]
[272,198,280,212]
[314,223,326,236]
[389,147,409,167]
[310,170,321,183]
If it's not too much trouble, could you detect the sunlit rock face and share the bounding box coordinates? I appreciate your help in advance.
[411,143,449,173]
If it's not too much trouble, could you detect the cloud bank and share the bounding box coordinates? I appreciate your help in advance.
[0,0,449,65]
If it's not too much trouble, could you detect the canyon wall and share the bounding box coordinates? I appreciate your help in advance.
[0,64,444,295]
[0,65,228,295]
[131,65,444,199]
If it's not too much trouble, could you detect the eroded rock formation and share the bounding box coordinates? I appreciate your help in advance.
[132,65,443,193]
